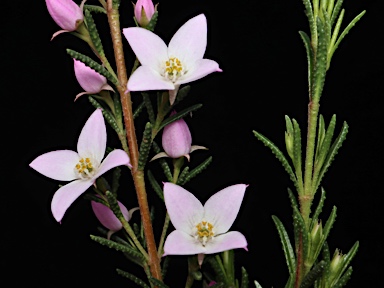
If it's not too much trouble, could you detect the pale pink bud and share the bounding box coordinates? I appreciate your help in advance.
[45,0,84,32]
[134,0,155,27]
[162,112,192,159]
[91,200,130,233]
[73,59,114,100]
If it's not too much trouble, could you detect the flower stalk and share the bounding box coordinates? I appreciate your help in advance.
[106,0,162,282]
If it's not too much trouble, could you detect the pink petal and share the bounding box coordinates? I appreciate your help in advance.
[203,184,247,234]
[45,0,83,31]
[176,59,222,86]
[122,27,168,69]
[77,109,106,163]
[91,200,129,232]
[29,150,80,181]
[95,149,131,178]
[162,115,192,158]
[163,183,204,233]
[73,59,108,93]
[204,231,248,254]
[168,14,207,65]
[163,230,206,256]
[127,66,174,92]
[51,179,94,222]
[134,0,155,25]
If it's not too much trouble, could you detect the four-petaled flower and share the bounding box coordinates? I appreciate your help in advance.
[163,183,248,256]
[123,13,222,104]
[45,0,86,40]
[29,109,131,222]
[73,59,114,101]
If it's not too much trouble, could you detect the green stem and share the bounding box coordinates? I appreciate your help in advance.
[119,216,149,260]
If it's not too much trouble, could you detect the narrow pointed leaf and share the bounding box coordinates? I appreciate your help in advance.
[90,235,146,263]
[89,96,121,134]
[172,85,191,108]
[272,215,296,275]
[301,0,316,41]
[292,119,304,194]
[116,269,150,288]
[159,104,203,131]
[328,9,344,69]
[253,131,298,190]
[138,122,153,170]
[333,266,353,288]
[335,241,359,283]
[84,9,105,57]
[147,169,164,201]
[162,256,170,278]
[284,274,295,288]
[111,167,121,196]
[152,141,173,182]
[312,18,328,102]
[315,115,326,160]
[299,31,314,98]
[240,267,249,288]
[84,4,107,14]
[142,92,155,124]
[67,49,118,85]
[316,121,348,191]
[254,280,263,288]
[176,166,190,185]
[146,11,158,32]
[320,206,337,254]
[321,242,331,286]
[134,100,145,119]
[310,187,326,231]
[322,8,332,47]
[299,260,326,288]
[181,156,213,185]
[330,0,344,27]
[207,256,227,284]
[113,93,123,126]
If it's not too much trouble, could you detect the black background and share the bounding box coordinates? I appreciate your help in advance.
[4,0,384,287]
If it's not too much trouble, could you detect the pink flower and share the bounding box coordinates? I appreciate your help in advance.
[45,0,86,40]
[134,0,156,27]
[73,59,114,101]
[123,14,222,104]
[163,183,248,256]
[29,109,131,222]
[151,111,207,161]
[91,199,139,239]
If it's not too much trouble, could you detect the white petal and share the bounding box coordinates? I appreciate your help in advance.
[163,230,206,256]
[77,109,106,163]
[203,184,247,234]
[163,183,204,233]
[204,231,248,254]
[123,27,168,69]
[127,66,174,92]
[51,179,94,222]
[175,59,221,86]
[94,149,131,178]
[29,150,80,181]
[168,14,207,65]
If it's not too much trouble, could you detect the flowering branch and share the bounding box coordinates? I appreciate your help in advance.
[106,0,162,282]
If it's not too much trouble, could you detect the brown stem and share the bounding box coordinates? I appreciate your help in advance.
[106,0,162,282]
[295,233,304,288]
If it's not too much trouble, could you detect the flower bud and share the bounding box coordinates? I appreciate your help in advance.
[134,0,155,27]
[45,0,84,35]
[330,249,344,274]
[73,59,114,100]
[162,112,192,159]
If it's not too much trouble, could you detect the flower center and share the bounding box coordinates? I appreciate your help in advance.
[163,57,186,82]
[75,157,96,179]
[193,220,215,246]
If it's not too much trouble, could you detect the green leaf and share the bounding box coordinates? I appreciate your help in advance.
[292,119,304,194]
[67,49,118,85]
[106,190,123,219]
[152,141,173,182]
[138,122,153,170]
[161,256,170,278]
[206,256,227,284]
[179,156,213,185]
[316,206,337,262]
[310,187,326,231]
[254,280,263,288]
[240,267,249,288]
[142,92,155,124]
[88,96,121,135]
[321,242,331,286]
[84,4,107,14]
[333,266,353,288]
[301,0,316,43]
[134,100,145,119]
[332,241,359,286]
[315,121,348,192]
[284,274,295,288]
[328,9,345,69]
[299,260,326,288]
[272,215,296,275]
[299,31,314,99]
[84,9,105,57]
[172,85,191,108]
[146,11,158,32]
[315,115,326,160]
[253,131,298,191]
[330,0,344,28]
[116,269,150,288]
[176,166,190,185]
[111,167,121,196]
[159,104,202,131]
[90,235,146,263]
[147,169,164,201]
[148,277,169,288]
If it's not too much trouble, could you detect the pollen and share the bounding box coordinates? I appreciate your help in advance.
[194,220,215,246]
[75,157,95,178]
[163,57,186,82]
